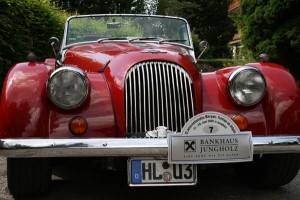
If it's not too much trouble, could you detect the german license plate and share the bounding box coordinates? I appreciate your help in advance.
[128,158,197,186]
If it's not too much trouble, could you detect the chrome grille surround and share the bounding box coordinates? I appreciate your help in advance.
[125,61,195,134]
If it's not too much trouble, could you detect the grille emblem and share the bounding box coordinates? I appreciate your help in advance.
[145,126,172,138]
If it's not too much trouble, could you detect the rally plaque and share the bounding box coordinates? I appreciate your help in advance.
[168,112,253,164]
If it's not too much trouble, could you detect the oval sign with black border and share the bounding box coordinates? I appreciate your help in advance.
[168,112,253,164]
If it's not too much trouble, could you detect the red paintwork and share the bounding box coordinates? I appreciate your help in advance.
[102,47,201,137]
[0,61,115,138]
[44,58,56,67]
[64,42,200,137]
[1,41,300,139]
[48,73,116,138]
[64,42,194,72]
[202,62,300,135]
[0,62,51,138]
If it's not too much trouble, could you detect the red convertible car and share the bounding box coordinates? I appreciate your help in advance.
[1,14,300,196]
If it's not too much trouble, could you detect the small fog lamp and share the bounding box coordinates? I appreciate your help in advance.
[69,116,88,135]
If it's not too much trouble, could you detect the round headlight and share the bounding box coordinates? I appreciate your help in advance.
[47,67,89,109]
[228,66,266,106]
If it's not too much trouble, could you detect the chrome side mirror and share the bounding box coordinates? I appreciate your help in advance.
[197,40,209,59]
[49,37,60,57]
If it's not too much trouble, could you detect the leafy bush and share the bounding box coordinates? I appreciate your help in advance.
[0,0,67,91]
[238,0,300,79]
[157,0,236,59]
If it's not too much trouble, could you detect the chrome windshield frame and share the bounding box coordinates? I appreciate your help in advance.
[61,14,194,52]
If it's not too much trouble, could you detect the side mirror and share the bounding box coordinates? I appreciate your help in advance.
[197,40,209,59]
[259,53,269,62]
[49,37,60,57]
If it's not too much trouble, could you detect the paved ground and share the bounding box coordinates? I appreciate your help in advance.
[1,156,300,200]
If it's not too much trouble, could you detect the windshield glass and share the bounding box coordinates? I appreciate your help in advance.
[66,15,191,47]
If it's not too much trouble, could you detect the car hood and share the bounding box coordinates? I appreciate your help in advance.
[63,42,194,72]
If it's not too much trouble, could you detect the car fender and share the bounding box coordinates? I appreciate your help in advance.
[202,62,300,135]
[0,61,116,138]
[0,62,52,138]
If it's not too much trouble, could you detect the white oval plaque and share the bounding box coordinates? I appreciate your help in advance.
[181,112,240,135]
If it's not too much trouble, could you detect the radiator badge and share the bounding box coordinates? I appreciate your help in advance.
[145,126,172,138]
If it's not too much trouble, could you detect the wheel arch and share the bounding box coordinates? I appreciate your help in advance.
[0,62,52,138]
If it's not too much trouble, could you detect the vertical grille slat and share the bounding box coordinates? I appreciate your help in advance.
[125,61,195,134]
[141,64,146,131]
[170,66,178,131]
[125,71,128,133]
[158,63,164,126]
[175,66,182,130]
[133,67,137,132]
[150,64,155,131]
[154,62,160,127]
[162,63,169,128]
[146,63,151,131]
[184,77,190,119]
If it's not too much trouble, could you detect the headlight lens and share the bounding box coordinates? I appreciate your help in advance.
[228,66,266,106]
[47,67,89,109]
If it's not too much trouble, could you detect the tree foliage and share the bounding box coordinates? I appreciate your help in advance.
[239,0,300,78]
[157,0,236,58]
[51,0,146,14]
[0,0,67,91]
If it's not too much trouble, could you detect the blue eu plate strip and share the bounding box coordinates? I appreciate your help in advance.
[131,160,142,183]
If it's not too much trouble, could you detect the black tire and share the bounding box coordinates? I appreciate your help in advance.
[7,158,52,196]
[235,153,300,188]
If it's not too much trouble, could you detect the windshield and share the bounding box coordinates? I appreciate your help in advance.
[65,15,191,47]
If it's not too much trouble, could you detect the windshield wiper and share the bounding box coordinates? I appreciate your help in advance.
[128,37,160,42]
[158,39,187,44]
[97,37,128,43]
[129,37,187,45]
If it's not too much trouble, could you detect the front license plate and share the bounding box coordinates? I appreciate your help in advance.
[128,158,197,186]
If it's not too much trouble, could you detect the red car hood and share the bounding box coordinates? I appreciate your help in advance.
[63,42,193,72]
[63,42,201,136]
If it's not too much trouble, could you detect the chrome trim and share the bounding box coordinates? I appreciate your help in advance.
[47,66,89,109]
[62,14,194,55]
[1,136,300,158]
[125,62,195,134]
[228,66,267,106]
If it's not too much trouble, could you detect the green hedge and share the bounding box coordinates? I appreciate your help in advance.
[0,0,67,91]
[197,59,256,72]
[238,0,300,79]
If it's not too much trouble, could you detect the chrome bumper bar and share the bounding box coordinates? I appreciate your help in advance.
[0,136,300,158]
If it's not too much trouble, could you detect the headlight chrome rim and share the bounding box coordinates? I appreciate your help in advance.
[228,66,266,106]
[47,66,89,109]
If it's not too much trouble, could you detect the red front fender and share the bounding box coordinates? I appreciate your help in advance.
[0,62,51,138]
[0,61,116,139]
[202,62,300,136]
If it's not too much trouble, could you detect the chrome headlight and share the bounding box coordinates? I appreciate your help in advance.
[228,66,266,106]
[47,67,89,109]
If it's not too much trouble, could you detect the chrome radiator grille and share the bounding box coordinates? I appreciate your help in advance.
[125,61,195,134]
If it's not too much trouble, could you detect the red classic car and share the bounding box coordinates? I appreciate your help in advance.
[1,14,300,196]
